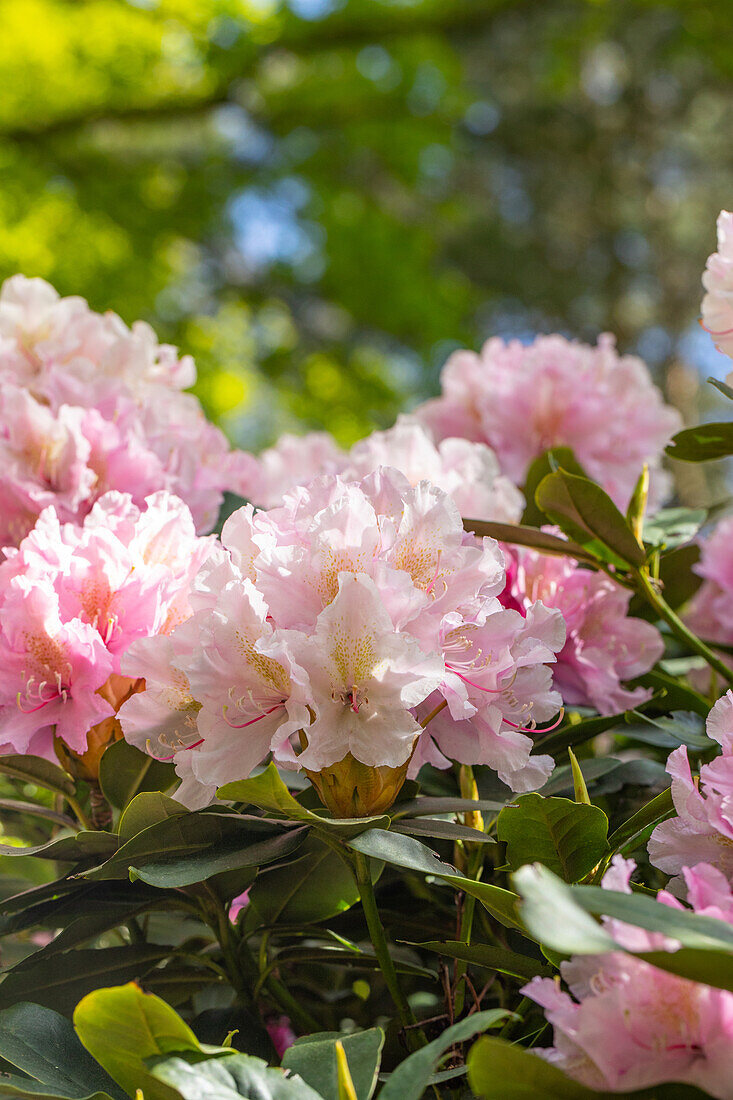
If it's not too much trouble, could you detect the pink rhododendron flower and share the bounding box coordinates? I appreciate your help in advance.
[500,538,664,715]
[685,515,733,650]
[0,491,212,760]
[701,210,733,363]
[524,857,733,1097]
[238,417,523,522]
[649,691,733,882]
[0,275,255,539]
[415,333,681,510]
[121,468,564,807]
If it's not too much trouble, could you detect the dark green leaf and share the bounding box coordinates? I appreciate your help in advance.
[0,1002,124,1099]
[117,792,187,842]
[708,376,733,401]
[666,421,733,462]
[282,1029,384,1100]
[347,829,520,929]
[379,1011,508,1100]
[467,1036,598,1098]
[408,941,552,981]
[0,832,117,863]
[391,818,495,844]
[461,519,593,563]
[391,797,506,817]
[607,788,675,854]
[99,740,176,811]
[521,447,590,526]
[247,834,362,926]
[497,794,609,882]
[0,947,169,1015]
[536,469,646,567]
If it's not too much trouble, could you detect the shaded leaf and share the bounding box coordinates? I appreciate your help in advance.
[117,792,187,843]
[99,740,176,811]
[379,1011,508,1100]
[642,508,706,551]
[521,447,590,527]
[247,834,363,926]
[409,941,552,981]
[391,818,495,844]
[461,519,592,563]
[666,421,733,462]
[0,756,75,798]
[282,1030,384,1100]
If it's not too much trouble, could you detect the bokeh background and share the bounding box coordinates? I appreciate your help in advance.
[3,0,733,492]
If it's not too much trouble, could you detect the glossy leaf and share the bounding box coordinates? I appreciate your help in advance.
[536,469,646,567]
[98,740,176,811]
[246,834,363,926]
[461,519,593,563]
[0,1002,124,1099]
[666,421,733,462]
[521,446,590,526]
[0,946,170,1014]
[0,832,117,863]
[282,1029,384,1100]
[497,794,609,882]
[409,941,552,981]
[74,982,210,1100]
[117,791,188,842]
[347,828,520,928]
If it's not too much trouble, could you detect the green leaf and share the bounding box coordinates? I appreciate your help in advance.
[347,829,520,929]
[0,1002,124,1100]
[88,811,300,884]
[607,787,675,855]
[148,1052,324,1100]
[666,421,733,462]
[246,834,363,926]
[0,946,170,1015]
[408,941,552,981]
[535,469,646,567]
[467,1036,598,1099]
[513,864,616,954]
[98,740,176,811]
[0,832,117,863]
[117,791,188,842]
[391,818,495,844]
[282,1030,384,1100]
[379,1011,508,1100]
[74,982,208,1100]
[130,823,309,889]
[0,755,75,798]
[521,446,590,526]
[218,764,387,836]
[567,748,590,805]
[461,519,593,563]
[391,797,506,818]
[497,794,609,882]
[641,508,706,550]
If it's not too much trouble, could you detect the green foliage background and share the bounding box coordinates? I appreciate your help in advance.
[2,0,732,452]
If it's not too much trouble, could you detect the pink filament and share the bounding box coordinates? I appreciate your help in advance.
[222,702,283,730]
[447,666,503,694]
[503,708,565,735]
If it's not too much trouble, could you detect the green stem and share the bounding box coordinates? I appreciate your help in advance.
[66,794,92,831]
[452,847,483,1017]
[264,972,322,1035]
[634,568,733,688]
[352,850,418,1033]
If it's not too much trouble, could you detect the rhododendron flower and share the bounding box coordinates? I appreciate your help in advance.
[501,538,664,715]
[0,275,254,539]
[238,417,523,522]
[685,515,733,651]
[121,468,564,810]
[0,491,212,764]
[701,210,733,363]
[415,333,681,510]
[524,857,733,1097]
[649,691,733,882]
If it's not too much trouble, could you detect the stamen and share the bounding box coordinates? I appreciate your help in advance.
[221,701,284,729]
[503,708,565,735]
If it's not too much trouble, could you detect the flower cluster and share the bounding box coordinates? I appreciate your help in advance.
[501,538,664,716]
[525,856,733,1098]
[119,468,565,810]
[415,333,681,510]
[0,275,253,543]
[239,416,524,523]
[648,692,733,884]
[0,491,212,773]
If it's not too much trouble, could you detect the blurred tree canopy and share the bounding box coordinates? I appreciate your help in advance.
[1,0,732,450]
